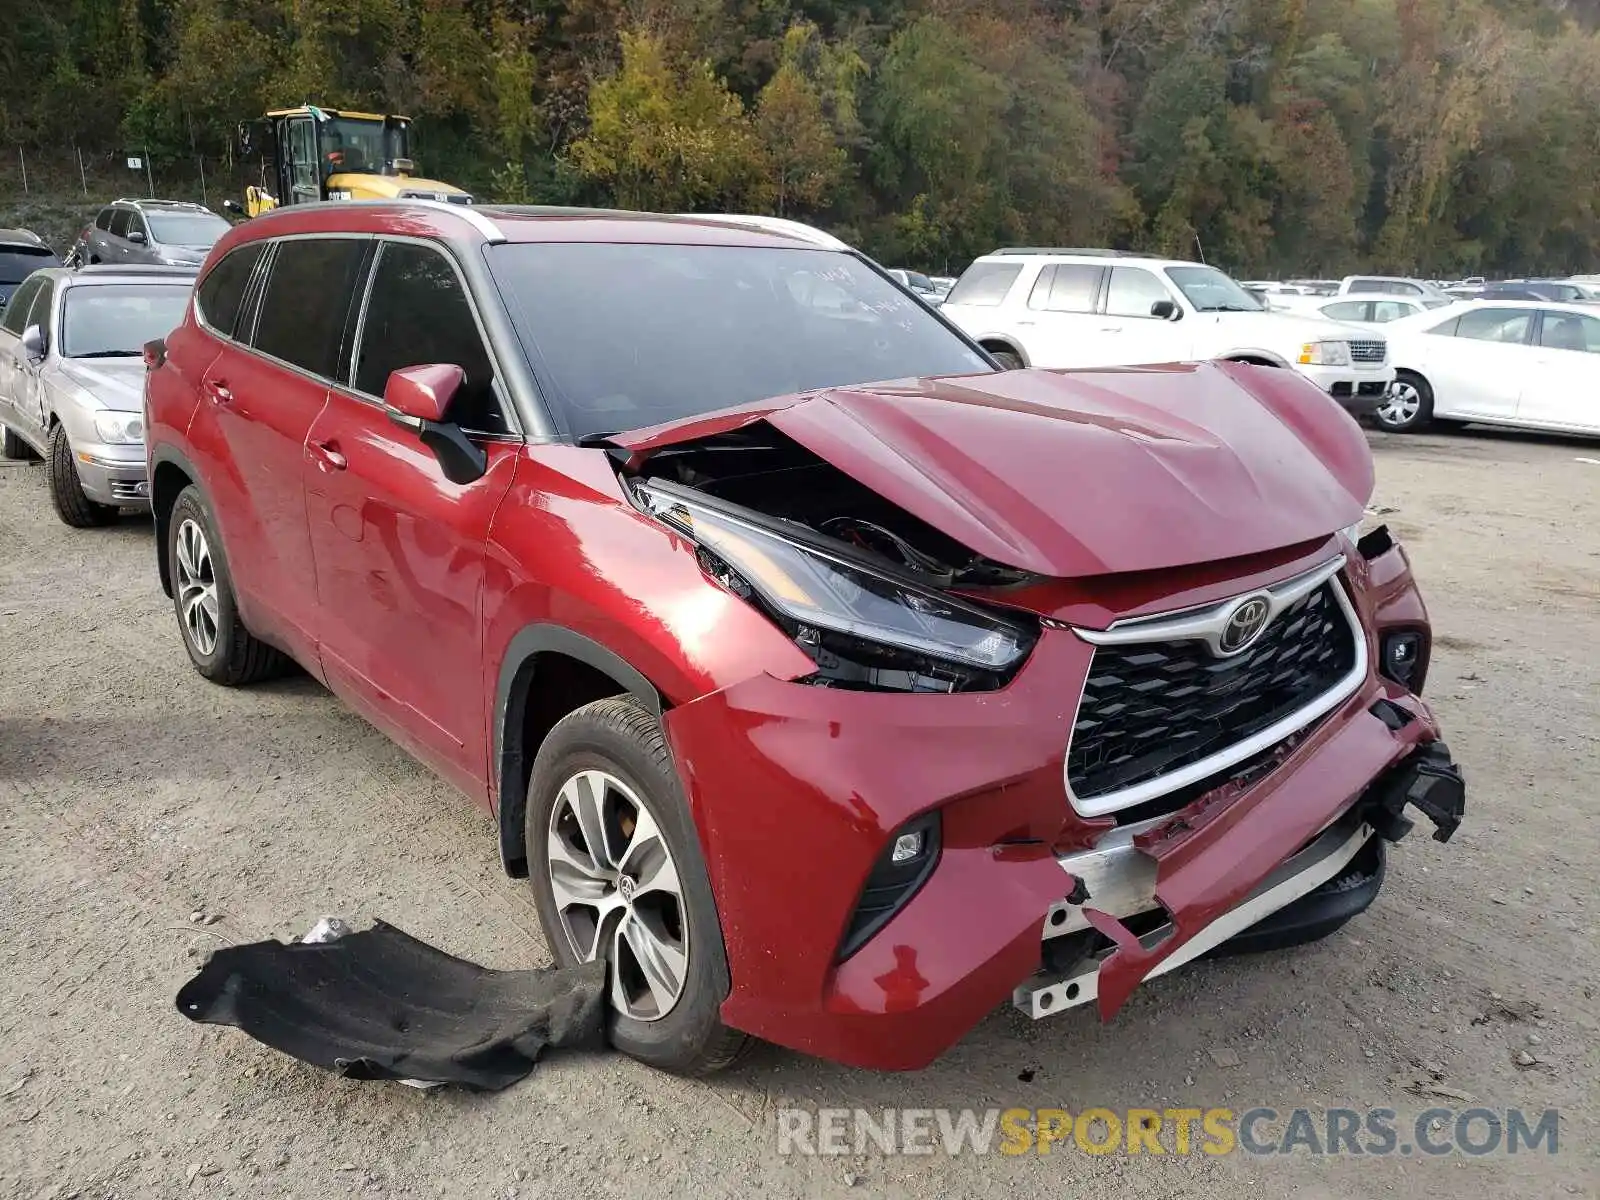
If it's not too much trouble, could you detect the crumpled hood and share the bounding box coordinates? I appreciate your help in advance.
[54,358,146,412]
[614,361,1374,579]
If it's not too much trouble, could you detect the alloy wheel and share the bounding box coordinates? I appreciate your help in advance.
[174,518,220,657]
[545,768,689,1021]
[1378,381,1421,428]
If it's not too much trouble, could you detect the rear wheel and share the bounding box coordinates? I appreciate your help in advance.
[1375,371,1434,433]
[47,424,117,527]
[525,696,747,1075]
[167,485,285,684]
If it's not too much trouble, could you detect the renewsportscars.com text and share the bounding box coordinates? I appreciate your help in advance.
[775,1106,1560,1158]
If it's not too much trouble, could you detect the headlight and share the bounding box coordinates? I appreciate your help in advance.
[1299,340,1351,366]
[93,411,144,444]
[634,482,1032,676]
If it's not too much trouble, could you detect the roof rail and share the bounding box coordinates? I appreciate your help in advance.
[991,247,1139,258]
[251,197,507,244]
[677,213,852,251]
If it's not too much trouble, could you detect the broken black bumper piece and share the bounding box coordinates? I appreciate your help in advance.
[176,921,608,1091]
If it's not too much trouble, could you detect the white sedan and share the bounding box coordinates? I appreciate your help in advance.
[1376,300,1600,436]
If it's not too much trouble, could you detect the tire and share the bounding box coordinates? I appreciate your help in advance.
[988,348,1025,370]
[47,423,117,528]
[525,696,748,1075]
[1374,371,1434,433]
[2,424,32,460]
[166,484,286,685]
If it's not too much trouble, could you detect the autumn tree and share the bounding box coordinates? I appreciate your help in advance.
[569,29,763,211]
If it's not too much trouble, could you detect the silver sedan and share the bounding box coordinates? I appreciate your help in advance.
[0,265,195,526]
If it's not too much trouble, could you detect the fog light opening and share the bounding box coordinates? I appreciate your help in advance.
[1381,630,1424,688]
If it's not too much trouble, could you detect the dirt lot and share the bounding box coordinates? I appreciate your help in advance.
[1,428,1596,1199]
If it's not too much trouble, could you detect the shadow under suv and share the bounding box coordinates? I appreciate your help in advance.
[143,201,1465,1074]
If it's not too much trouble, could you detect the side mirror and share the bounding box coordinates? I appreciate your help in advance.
[1151,299,1181,321]
[127,230,147,244]
[383,364,486,485]
[222,199,244,216]
[21,324,45,362]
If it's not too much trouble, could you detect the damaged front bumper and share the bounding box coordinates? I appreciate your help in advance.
[663,537,1463,1071]
[1018,732,1464,1018]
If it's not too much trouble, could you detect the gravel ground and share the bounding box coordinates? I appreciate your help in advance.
[1,428,1596,1199]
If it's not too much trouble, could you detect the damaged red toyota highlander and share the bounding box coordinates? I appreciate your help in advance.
[144,203,1465,1074]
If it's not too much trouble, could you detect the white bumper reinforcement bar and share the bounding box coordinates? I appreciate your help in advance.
[1014,820,1373,1018]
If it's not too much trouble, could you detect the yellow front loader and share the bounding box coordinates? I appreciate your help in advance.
[231,105,473,217]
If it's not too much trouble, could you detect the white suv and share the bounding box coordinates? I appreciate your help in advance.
[940,249,1394,415]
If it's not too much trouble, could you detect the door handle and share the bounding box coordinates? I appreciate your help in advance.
[204,379,233,405]
[1015,319,1036,326]
[308,440,347,472]
[1100,327,1123,333]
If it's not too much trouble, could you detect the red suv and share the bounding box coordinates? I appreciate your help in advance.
[144,202,1465,1074]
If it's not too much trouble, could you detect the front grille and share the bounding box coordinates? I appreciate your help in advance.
[1067,582,1358,803]
[1348,339,1386,364]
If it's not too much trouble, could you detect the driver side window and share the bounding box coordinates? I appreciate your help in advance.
[1,278,42,334]
[353,241,508,434]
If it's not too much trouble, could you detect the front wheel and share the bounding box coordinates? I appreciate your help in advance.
[988,348,1024,370]
[525,696,747,1075]
[1375,372,1434,433]
[47,424,117,527]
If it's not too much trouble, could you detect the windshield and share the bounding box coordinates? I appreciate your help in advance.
[61,284,192,357]
[489,243,992,439]
[146,212,230,249]
[0,246,59,285]
[320,116,407,177]
[1163,266,1264,312]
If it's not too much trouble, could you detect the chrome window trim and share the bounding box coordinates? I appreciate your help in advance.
[1062,556,1368,818]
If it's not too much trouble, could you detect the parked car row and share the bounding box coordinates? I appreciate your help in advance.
[0,199,1467,1076]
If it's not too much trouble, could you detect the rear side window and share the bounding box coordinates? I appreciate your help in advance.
[353,241,505,433]
[1370,301,1413,322]
[95,209,114,231]
[252,239,368,378]
[1537,310,1600,353]
[1030,264,1102,313]
[945,262,1022,306]
[108,209,131,238]
[196,243,266,338]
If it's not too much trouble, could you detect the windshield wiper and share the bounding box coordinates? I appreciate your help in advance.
[71,350,141,358]
[1199,304,1258,313]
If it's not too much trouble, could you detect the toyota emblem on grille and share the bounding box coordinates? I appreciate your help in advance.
[1217,596,1272,655]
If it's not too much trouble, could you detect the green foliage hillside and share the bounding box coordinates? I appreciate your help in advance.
[2,0,1597,274]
